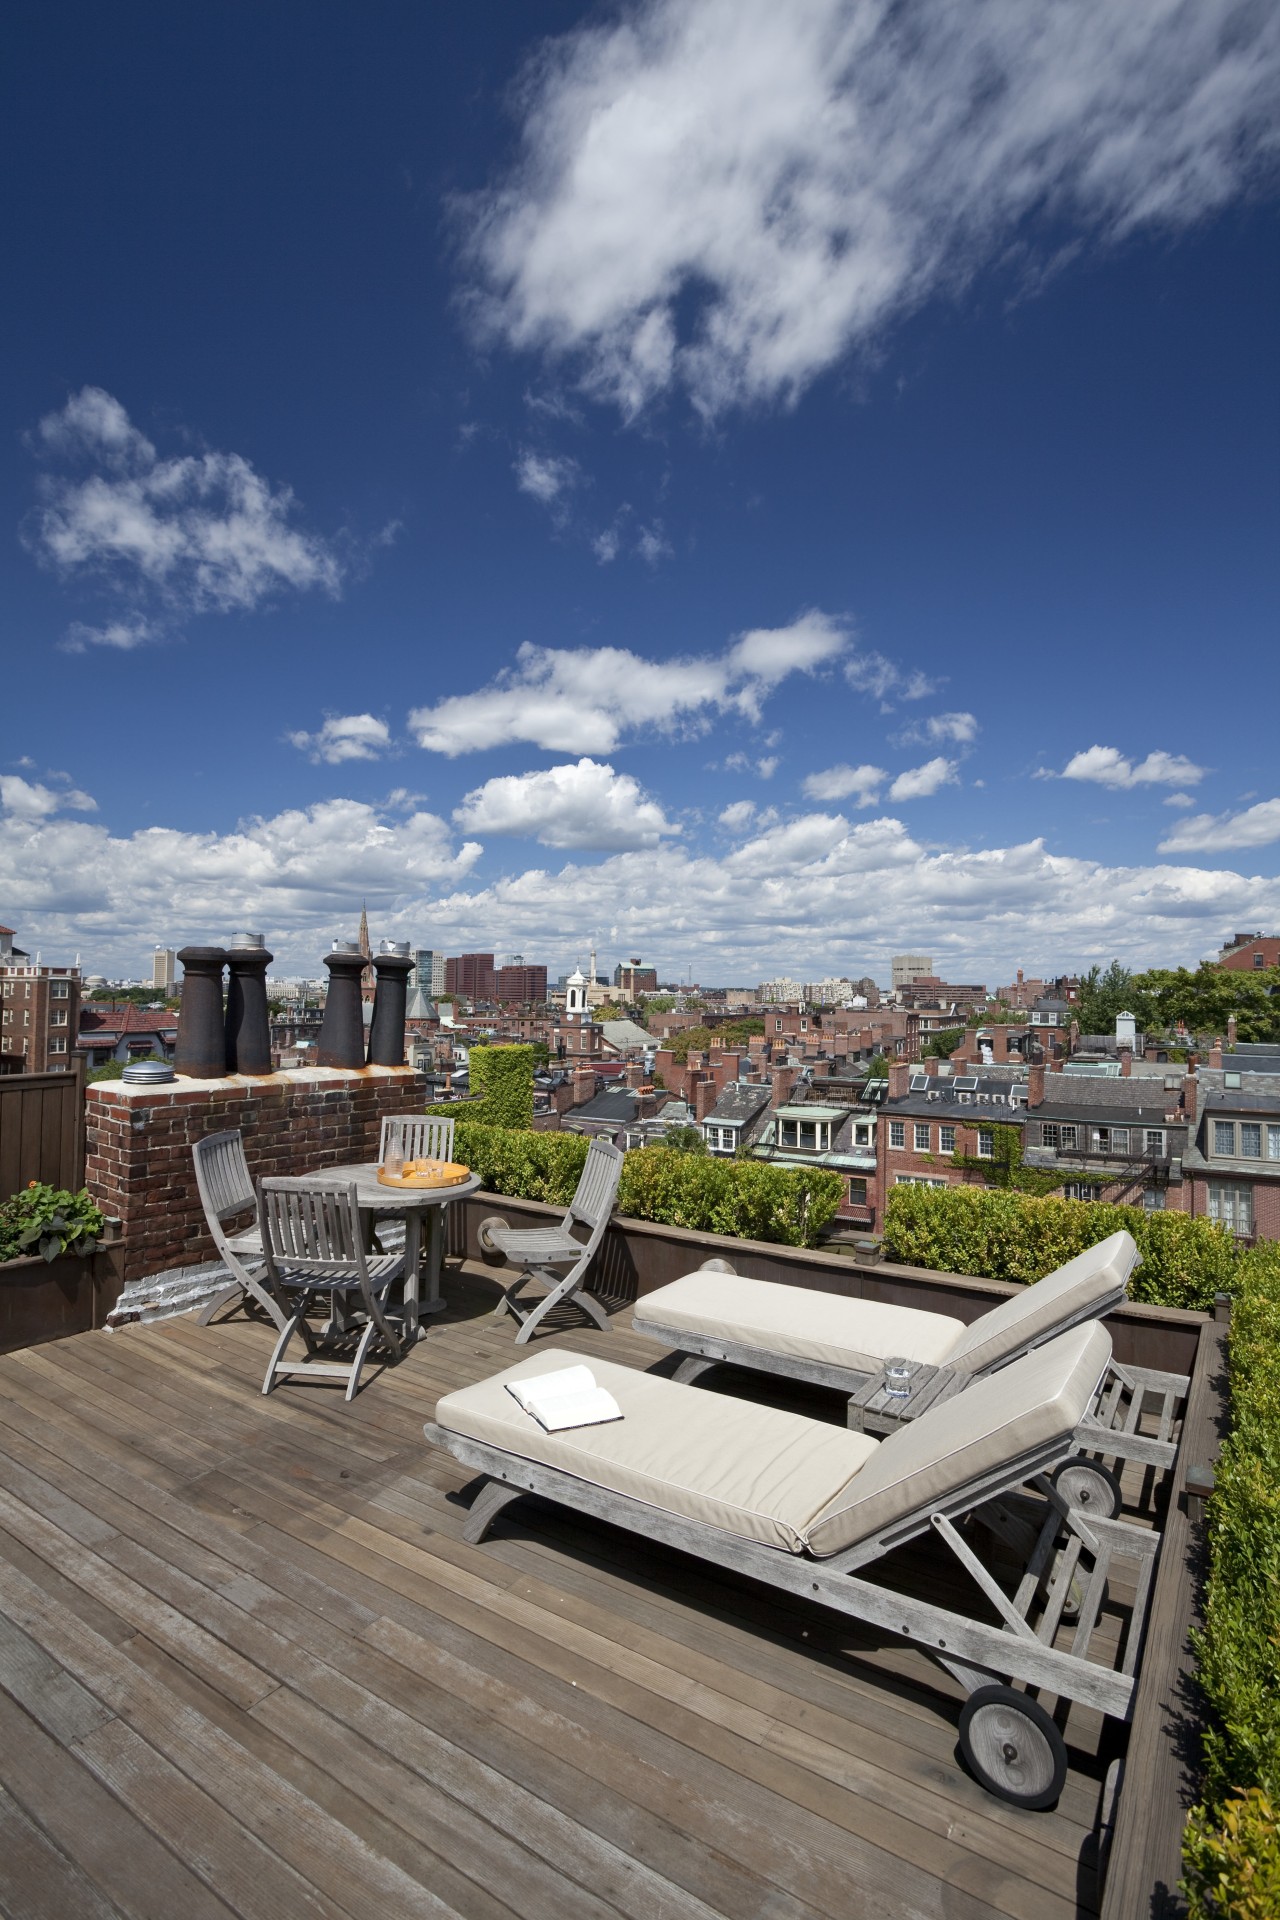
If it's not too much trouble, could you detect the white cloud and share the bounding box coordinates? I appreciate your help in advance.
[845,650,937,706]
[896,711,979,747]
[513,449,581,506]
[636,522,672,566]
[1164,792,1197,809]
[1054,745,1208,789]
[288,714,393,765]
[0,776,97,819]
[802,762,885,806]
[593,527,621,564]
[7,790,1280,981]
[1159,798,1280,855]
[27,388,343,640]
[755,755,778,781]
[718,799,758,831]
[888,757,959,802]
[464,0,1279,419]
[409,609,847,755]
[453,757,680,849]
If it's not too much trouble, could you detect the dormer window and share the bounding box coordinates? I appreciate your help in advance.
[780,1118,831,1151]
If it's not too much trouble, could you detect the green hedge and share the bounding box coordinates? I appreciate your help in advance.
[883,1183,1238,1311]
[453,1121,843,1247]
[1183,1241,1280,1917]
[427,1044,534,1130]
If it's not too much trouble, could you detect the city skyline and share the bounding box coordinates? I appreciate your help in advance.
[3,3,1278,981]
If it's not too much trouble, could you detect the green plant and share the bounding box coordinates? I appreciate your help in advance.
[662,1125,708,1155]
[665,1020,765,1063]
[428,1044,534,1130]
[948,1121,1106,1198]
[0,1183,106,1264]
[883,1183,1238,1310]
[1182,1242,1280,1916]
[454,1122,842,1247]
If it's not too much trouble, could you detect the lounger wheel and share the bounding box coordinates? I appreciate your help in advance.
[1050,1458,1122,1519]
[958,1686,1068,1809]
[477,1215,508,1255]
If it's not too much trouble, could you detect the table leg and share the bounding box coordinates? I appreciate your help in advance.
[402,1211,423,1343]
[418,1205,448,1321]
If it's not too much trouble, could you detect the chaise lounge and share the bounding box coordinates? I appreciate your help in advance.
[630,1230,1188,1500]
[425,1320,1161,1810]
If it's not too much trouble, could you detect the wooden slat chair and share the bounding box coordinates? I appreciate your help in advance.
[480,1136,623,1344]
[257,1181,405,1401]
[379,1114,456,1165]
[192,1130,288,1332]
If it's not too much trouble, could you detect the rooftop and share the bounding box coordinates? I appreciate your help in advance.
[0,1271,1145,1918]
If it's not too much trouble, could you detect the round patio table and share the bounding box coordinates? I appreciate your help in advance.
[291,1161,481,1339]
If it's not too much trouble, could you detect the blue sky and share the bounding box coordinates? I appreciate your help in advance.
[3,1,1278,985]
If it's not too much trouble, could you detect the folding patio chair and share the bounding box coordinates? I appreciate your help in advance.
[379,1114,456,1165]
[630,1231,1187,1506]
[192,1130,288,1331]
[478,1136,623,1343]
[426,1321,1161,1810]
[257,1180,405,1400]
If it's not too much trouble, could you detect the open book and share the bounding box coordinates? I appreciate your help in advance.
[506,1363,623,1433]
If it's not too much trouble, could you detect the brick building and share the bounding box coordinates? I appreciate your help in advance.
[1217,931,1280,972]
[494,962,548,1004]
[445,952,496,1002]
[1181,1069,1280,1241]
[0,926,81,1073]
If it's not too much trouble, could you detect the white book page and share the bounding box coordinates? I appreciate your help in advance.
[506,1365,622,1431]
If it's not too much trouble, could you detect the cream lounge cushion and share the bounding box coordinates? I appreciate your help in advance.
[804,1321,1111,1555]
[941,1231,1137,1375]
[436,1347,878,1554]
[437,1323,1111,1561]
[633,1228,1138,1381]
[633,1271,965,1373]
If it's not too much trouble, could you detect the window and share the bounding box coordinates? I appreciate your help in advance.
[1093,1126,1111,1152]
[1041,1123,1060,1148]
[0,1010,8,1026]
[1240,1124,1262,1159]
[1142,1189,1165,1211]
[889,1121,905,1148]
[1255,952,1266,969]
[1144,1129,1166,1155]
[895,1174,947,1188]
[1060,1125,1078,1149]
[50,981,69,999]
[799,1019,808,1032]
[779,1119,831,1151]
[846,1177,868,1208]
[50,1008,68,1027]
[977,1128,994,1158]
[774,1019,783,1033]
[1269,1126,1280,1161]
[1110,1128,1129,1153]
[48,1035,66,1053]
[1214,1120,1235,1155]
[914,1123,930,1152]
[1208,1184,1254,1236]
[1062,1182,1098,1202]
[854,1123,871,1146]
[939,1125,956,1154]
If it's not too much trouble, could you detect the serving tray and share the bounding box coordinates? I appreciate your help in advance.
[376,1160,471,1190]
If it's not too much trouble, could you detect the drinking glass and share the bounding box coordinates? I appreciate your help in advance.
[884,1357,913,1399]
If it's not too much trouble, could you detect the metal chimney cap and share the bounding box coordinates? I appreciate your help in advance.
[330,939,363,955]
[122,1059,177,1085]
[379,939,411,956]
[228,931,265,950]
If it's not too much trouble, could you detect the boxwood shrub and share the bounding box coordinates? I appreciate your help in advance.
[427,1044,534,1131]
[1182,1240,1280,1917]
[453,1120,843,1248]
[883,1182,1238,1311]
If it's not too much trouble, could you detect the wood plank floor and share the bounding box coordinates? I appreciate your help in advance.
[0,1267,1121,1920]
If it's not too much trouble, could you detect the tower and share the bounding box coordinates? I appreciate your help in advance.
[565,966,589,1020]
[358,902,375,998]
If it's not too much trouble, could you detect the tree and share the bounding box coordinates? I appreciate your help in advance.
[662,1125,708,1154]
[1073,961,1157,1035]
[865,1053,890,1078]
[921,1029,963,1059]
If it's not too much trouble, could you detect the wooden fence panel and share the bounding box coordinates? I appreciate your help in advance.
[0,1059,86,1199]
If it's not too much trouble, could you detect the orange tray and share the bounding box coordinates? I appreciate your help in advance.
[376,1160,471,1190]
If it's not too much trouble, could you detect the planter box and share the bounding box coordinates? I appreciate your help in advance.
[0,1241,127,1356]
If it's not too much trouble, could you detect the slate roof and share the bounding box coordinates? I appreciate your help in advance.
[600,1019,652,1052]
[705,1082,772,1127]
[568,1088,638,1123]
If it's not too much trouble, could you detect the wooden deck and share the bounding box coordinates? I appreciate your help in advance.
[0,1267,1128,1920]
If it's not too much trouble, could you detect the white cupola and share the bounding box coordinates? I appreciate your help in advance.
[565,967,588,1019]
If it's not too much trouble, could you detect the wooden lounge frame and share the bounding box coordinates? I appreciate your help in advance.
[425,1403,1160,1809]
[479,1136,624,1343]
[635,1266,1189,1487]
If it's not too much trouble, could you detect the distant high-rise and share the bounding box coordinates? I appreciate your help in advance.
[445,952,496,1002]
[613,956,658,996]
[0,926,81,1073]
[152,947,177,994]
[410,948,445,997]
[891,953,933,990]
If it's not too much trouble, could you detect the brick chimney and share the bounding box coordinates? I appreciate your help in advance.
[624,1062,645,1089]
[1026,1063,1045,1108]
[572,1068,597,1108]
[1119,1050,1132,1077]
[694,1079,717,1123]
[1227,1014,1238,1048]
[771,1064,798,1106]
[1183,1069,1198,1126]
[1209,1040,1224,1068]
[888,1062,910,1099]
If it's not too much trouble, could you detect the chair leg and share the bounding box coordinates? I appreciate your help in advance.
[197,1282,245,1326]
[512,1271,610,1344]
[262,1307,308,1395]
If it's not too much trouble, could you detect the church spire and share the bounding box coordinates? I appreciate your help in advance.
[358,901,374,994]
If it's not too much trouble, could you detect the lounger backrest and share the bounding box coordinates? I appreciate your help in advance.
[803,1320,1112,1557]
[939,1230,1138,1377]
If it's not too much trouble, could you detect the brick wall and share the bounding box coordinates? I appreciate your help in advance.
[86,1066,424,1281]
